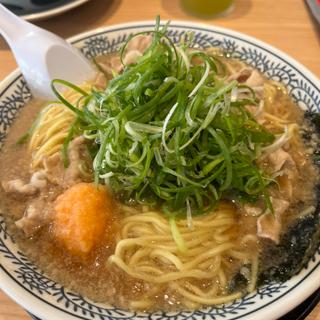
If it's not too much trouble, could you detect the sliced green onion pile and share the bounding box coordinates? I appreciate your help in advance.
[52,16,275,218]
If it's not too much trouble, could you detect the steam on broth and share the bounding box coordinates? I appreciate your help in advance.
[0,19,319,311]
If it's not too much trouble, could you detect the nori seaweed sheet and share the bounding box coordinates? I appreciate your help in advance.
[257,111,320,284]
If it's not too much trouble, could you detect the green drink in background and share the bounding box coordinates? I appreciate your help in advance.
[181,0,234,18]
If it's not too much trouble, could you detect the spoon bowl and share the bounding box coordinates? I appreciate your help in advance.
[0,4,94,99]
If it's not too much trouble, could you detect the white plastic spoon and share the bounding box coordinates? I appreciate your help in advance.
[0,4,95,99]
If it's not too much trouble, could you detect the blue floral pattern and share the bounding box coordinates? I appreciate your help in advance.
[0,23,319,320]
[0,77,31,146]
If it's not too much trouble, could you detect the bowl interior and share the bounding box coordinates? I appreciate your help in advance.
[0,22,320,320]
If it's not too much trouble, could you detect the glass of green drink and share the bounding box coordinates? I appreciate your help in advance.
[181,0,235,18]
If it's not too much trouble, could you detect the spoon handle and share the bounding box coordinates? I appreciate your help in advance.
[0,4,30,45]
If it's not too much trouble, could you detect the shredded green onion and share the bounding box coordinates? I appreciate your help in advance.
[169,217,188,253]
[52,16,275,217]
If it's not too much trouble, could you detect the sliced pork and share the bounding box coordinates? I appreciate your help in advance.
[15,198,53,236]
[257,197,289,243]
[2,170,47,196]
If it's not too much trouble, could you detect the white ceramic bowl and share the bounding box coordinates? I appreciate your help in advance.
[0,21,319,320]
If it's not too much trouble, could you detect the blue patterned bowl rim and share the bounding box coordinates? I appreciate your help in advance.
[0,21,319,320]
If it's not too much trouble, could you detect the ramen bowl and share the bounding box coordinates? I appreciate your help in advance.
[0,21,320,320]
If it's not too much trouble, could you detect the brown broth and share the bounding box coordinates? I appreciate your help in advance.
[0,75,319,312]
